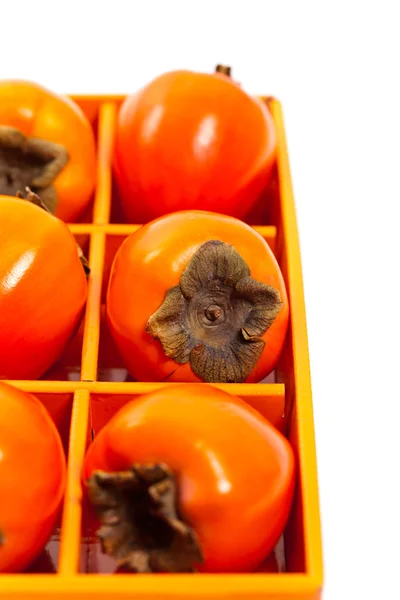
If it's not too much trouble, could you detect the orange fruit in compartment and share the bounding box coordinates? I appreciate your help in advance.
[83,384,295,573]
[106,210,289,383]
[0,79,96,222]
[0,382,66,572]
[0,194,87,380]
[114,68,276,222]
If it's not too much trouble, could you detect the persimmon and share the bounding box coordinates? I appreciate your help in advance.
[0,79,96,222]
[0,382,66,572]
[83,384,295,573]
[114,65,276,222]
[0,191,88,380]
[106,210,288,383]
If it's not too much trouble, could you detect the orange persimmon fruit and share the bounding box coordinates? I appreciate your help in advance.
[0,192,88,380]
[0,382,66,572]
[83,384,295,573]
[0,79,96,222]
[106,210,289,383]
[114,66,276,222]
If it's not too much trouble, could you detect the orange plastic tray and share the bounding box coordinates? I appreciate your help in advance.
[0,95,323,599]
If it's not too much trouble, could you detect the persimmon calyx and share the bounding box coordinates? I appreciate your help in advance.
[86,463,203,573]
[0,125,69,213]
[146,240,283,383]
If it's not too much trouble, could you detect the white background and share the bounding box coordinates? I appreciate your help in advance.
[2,1,400,598]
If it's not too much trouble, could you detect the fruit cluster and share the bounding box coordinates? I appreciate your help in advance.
[0,67,294,574]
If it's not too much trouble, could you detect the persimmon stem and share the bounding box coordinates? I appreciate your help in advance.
[86,463,202,573]
[146,240,283,383]
[215,64,232,77]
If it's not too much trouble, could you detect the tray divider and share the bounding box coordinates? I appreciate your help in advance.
[92,102,117,225]
[80,232,106,382]
[58,390,90,574]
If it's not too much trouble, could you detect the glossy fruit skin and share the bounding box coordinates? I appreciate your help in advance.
[0,382,66,572]
[0,80,96,222]
[83,384,295,573]
[0,195,88,380]
[114,69,276,222]
[106,210,289,383]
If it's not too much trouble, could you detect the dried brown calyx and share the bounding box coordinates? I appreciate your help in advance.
[0,125,69,213]
[86,463,202,573]
[146,240,283,383]
[16,187,90,277]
